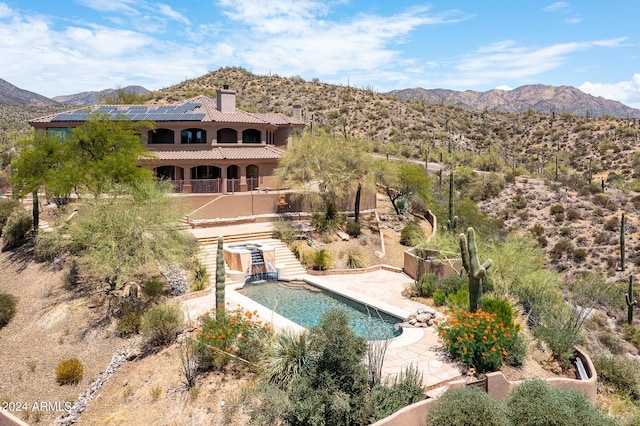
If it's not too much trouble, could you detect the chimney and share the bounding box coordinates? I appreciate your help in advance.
[292,103,302,122]
[217,86,236,113]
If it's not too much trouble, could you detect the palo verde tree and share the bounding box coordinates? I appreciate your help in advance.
[64,180,195,290]
[275,129,374,209]
[375,160,432,215]
[11,113,156,225]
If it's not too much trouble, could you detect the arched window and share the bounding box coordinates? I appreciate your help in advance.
[246,164,259,191]
[181,128,206,144]
[242,129,261,144]
[148,128,174,144]
[155,166,175,180]
[227,165,240,192]
[217,128,237,144]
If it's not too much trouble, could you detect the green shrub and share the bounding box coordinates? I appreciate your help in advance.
[446,286,469,310]
[117,311,142,336]
[0,198,22,235]
[572,248,588,263]
[622,324,640,350]
[140,303,184,345]
[345,221,361,238]
[550,204,565,222]
[191,261,209,292]
[369,364,425,422]
[342,247,368,269]
[34,232,64,262]
[2,207,32,249]
[400,222,425,246]
[506,378,618,426]
[427,386,508,426]
[433,289,446,306]
[265,331,311,390]
[55,358,84,385]
[604,216,619,231]
[197,308,271,370]
[142,279,164,297]
[273,219,297,243]
[0,292,17,329]
[310,248,332,270]
[410,273,437,298]
[566,208,581,221]
[482,296,519,331]
[598,330,625,354]
[504,332,527,367]
[593,354,640,400]
[436,274,466,295]
[311,203,344,234]
[438,309,517,372]
[532,320,579,369]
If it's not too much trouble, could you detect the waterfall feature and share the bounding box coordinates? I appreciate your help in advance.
[246,247,277,283]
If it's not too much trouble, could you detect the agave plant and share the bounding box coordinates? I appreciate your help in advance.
[265,331,312,390]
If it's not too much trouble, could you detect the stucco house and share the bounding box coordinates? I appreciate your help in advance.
[29,87,305,193]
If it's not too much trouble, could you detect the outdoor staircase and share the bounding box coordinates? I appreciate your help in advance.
[197,236,307,285]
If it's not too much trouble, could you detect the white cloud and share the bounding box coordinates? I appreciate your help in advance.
[544,2,570,12]
[0,2,12,18]
[579,74,640,109]
[565,16,581,24]
[75,0,140,14]
[495,85,512,91]
[156,3,190,25]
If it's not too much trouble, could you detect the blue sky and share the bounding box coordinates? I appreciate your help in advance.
[1,1,639,108]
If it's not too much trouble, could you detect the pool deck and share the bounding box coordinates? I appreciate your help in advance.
[181,268,463,390]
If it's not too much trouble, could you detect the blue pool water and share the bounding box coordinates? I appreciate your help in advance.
[241,281,402,340]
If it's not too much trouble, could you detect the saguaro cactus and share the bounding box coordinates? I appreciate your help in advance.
[354,182,362,223]
[459,227,492,313]
[627,276,636,325]
[215,236,226,317]
[621,212,626,272]
[448,172,454,228]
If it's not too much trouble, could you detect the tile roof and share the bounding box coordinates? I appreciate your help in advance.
[30,95,305,127]
[146,145,285,161]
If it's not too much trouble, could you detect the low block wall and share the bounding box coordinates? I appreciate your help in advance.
[372,347,598,426]
[403,248,462,281]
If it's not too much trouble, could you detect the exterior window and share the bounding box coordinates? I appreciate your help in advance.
[246,164,259,190]
[242,129,261,144]
[217,128,237,144]
[148,128,174,144]
[47,128,72,140]
[181,128,206,144]
[191,166,221,180]
[155,166,175,180]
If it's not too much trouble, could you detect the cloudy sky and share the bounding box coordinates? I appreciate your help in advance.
[1,1,639,108]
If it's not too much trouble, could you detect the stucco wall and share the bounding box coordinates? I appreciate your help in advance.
[403,248,463,281]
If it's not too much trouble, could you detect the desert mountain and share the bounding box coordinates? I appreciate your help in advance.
[52,85,151,106]
[0,78,59,107]
[387,84,640,118]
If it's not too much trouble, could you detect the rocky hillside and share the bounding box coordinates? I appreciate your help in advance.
[388,85,640,119]
[52,86,151,106]
[0,78,59,107]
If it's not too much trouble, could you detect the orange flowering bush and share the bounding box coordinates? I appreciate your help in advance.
[437,308,517,373]
[196,308,271,370]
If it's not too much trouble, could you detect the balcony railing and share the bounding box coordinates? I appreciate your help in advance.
[171,177,262,193]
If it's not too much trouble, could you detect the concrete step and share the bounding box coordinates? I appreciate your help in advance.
[198,231,273,245]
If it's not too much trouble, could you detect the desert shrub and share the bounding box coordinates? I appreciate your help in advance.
[572,248,588,263]
[368,364,425,422]
[438,308,517,372]
[559,226,572,237]
[310,248,333,270]
[142,279,164,297]
[593,193,610,207]
[532,315,581,369]
[433,289,446,306]
[0,292,17,329]
[530,223,545,237]
[594,233,606,244]
[289,240,307,261]
[311,203,344,234]
[593,354,640,400]
[0,198,21,235]
[410,273,437,298]
[345,221,361,238]
[622,324,640,350]
[446,286,469,310]
[550,204,565,222]
[273,219,297,243]
[550,239,574,260]
[2,207,32,249]
[436,274,466,295]
[265,331,311,390]
[598,330,625,354]
[116,311,142,336]
[191,261,209,292]
[34,232,64,262]
[342,247,368,269]
[506,378,618,426]
[196,308,271,370]
[140,303,184,346]
[566,208,581,221]
[603,216,619,231]
[244,382,290,426]
[482,297,519,331]
[504,332,528,367]
[55,358,84,385]
[427,386,508,426]
[400,222,425,246]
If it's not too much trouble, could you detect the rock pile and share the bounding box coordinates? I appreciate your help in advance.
[401,306,438,328]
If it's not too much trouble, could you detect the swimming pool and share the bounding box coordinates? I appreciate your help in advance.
[240,280,402,340]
